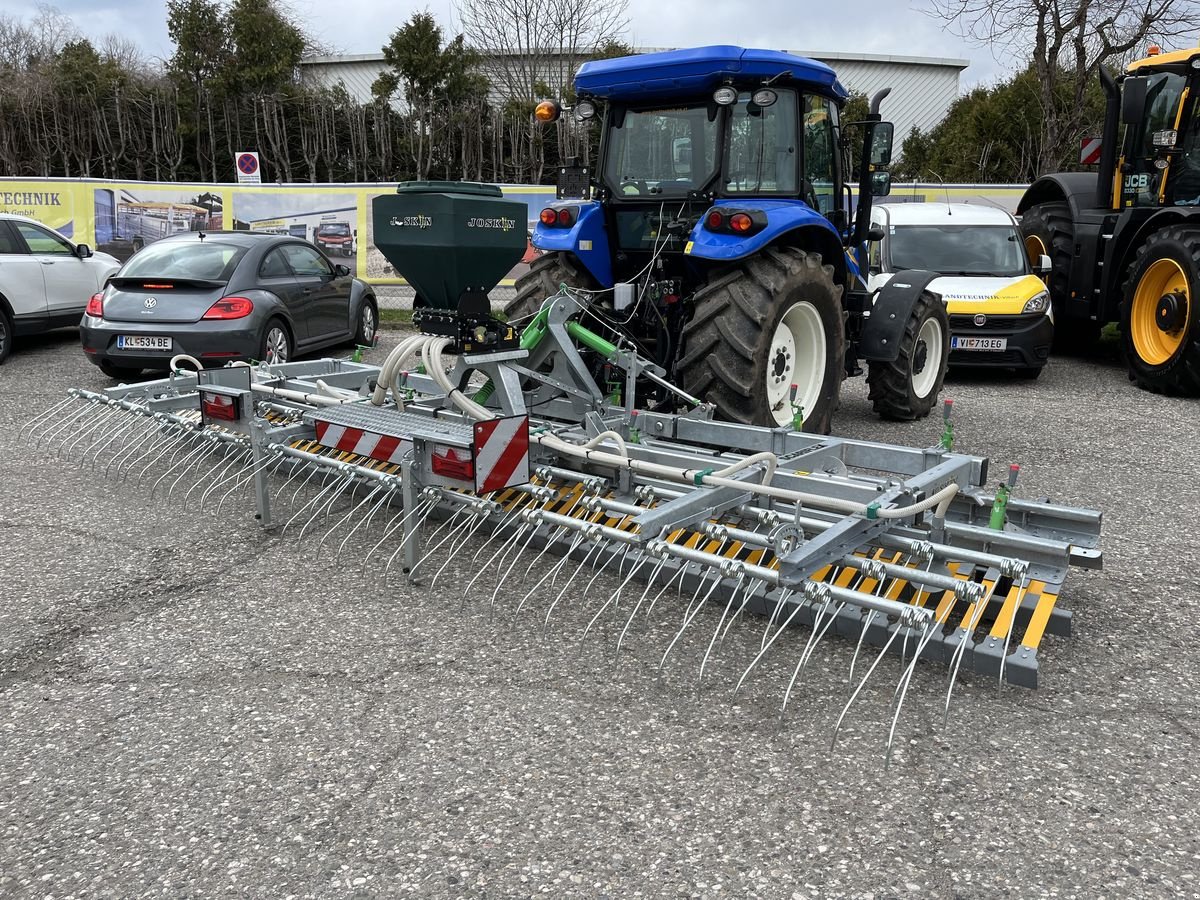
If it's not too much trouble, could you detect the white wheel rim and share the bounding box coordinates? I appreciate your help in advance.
[765,301,826,427]
[267,327,289,363]
[911,316,943,398]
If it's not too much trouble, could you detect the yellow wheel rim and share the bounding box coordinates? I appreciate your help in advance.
[1024,234,1049,283]
[1131,258,1189,366]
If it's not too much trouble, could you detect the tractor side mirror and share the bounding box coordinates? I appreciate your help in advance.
[1122,76,1148,124]
[871,171,892,197]
[867,225,886,242]
[1037,253,1052,274]
[869,122,894,167]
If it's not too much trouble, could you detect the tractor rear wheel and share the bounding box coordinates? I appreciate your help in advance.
[1119,225,1200,395]
[866,291,949,421]
[1020,201,1100,353]
[506,251,597,323]
[678,246,844,433]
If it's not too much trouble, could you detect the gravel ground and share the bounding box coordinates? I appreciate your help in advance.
[1,328,1198,899]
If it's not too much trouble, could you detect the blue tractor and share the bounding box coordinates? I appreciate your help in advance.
[510,46,950,432]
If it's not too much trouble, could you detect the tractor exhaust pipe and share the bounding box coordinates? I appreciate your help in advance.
[1097,67,1120,209]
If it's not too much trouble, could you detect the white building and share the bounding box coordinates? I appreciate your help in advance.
[298,48,967,153]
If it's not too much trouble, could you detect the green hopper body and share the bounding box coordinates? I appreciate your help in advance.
[371,181,528,311]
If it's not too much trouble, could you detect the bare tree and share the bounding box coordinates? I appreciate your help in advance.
[926,0,1200,175]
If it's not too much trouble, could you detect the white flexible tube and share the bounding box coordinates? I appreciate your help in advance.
[171,353,204,371]
[315,378,361,401]
[580,430,628,458]
[372,333,429,406]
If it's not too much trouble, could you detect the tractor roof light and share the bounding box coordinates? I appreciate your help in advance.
[751,88,778,107]
[713,86,737,106]
[575,100,596,120]
[534,99,562,123]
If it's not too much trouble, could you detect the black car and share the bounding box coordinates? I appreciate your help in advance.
[81,231,378,378]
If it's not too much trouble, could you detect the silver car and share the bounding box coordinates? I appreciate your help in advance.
[80,231,378,378]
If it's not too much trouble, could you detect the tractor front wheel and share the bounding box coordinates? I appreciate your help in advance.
[866,291,949,421]
[1120,225,1200,395]
[506,251,597,323]
[1020,201,1100,353]
[678,246,844,433]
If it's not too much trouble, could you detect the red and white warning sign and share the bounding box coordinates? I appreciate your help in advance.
[1079,136,1102,165]
[472,414,531,493]
[314,420,412,464]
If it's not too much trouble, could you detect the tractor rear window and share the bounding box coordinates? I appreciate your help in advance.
[888,225,1027,277]
[725,90,799,196]
[604,103,718,197]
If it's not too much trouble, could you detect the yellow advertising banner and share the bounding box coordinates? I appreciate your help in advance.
[0,178,1030,286]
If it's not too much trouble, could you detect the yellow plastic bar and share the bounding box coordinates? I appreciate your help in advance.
[1020,582,1058,650]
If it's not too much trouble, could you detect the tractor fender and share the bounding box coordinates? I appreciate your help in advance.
[685,199,844,267]
[1016,172,1099,219]
[530,201,613,288]
[859,269,941,362]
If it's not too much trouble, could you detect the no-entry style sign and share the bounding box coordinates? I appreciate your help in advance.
[236,151,261,184]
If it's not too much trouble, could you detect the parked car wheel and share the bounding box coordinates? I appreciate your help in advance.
[355,297,378,346]
[98,360,143,380]
[260,319,293,364]
[0,307,12,365]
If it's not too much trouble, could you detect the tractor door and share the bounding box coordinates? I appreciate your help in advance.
[1119,72,1187,208]
[1165,79,1200,206]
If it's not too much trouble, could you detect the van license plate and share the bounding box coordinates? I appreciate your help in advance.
[951,336,1007,351]
[117,335,173,351]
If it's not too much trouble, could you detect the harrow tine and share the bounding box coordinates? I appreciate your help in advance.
[166,441,229,502]
[998,573,1030,693]
[831,611,907,752]
[364,496,431,576]
[59,404,120,460]
[642,558,692,619]
[760,587,796,652]
[429,507,493,589]
[203,451,269,511]
[470,498,529,566]
[658,566,726,677]
[298,473,356,540]
[383,499,437,578]
[82,411,147,470]
[778,594,846,727]
[285,471,349,537]
[718,575,764,644]
[185,446,249,509]
[149,437,211,499]
[582,552,650,639]
[846,570,894,692]
[490,516,546,612]
[513,531,585,622]
[944,575,1001,725]
[317,483,385,555]
[886,618,941,769]
[122,424,188,481]
[410,505,474,578]
[697,571,748,687]
[337,481,398,562]
[19,396,76,446]
[543,534,606,629]
[38,401,99,450]
[463,516,526,598]
[734,584,817,699]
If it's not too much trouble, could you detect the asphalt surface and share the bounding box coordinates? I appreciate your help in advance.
[1,328,1198,899]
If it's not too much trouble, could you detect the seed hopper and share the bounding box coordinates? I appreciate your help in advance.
[27,182,1103,762]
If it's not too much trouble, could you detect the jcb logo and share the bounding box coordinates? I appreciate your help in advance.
[1123,173,1149,192]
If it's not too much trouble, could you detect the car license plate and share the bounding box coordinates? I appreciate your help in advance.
[116,335,173,351]
[951,336,1007,351]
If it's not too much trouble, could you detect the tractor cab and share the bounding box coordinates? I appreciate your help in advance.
[1116,47,1200,209]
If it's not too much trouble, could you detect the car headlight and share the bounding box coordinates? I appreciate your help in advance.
[1023,291,1050,314]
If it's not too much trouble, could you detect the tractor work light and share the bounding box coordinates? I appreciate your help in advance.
[575,100,596,120]
[534,100,562,123]
[712,86,737,105]
[751,89,778,107]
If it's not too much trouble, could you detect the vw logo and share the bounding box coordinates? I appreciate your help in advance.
[973,313,987,327]
[144,297,157,309]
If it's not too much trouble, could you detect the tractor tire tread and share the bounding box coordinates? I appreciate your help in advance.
[865,290,949,421]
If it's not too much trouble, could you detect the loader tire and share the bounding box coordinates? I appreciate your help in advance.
[866,290,949,421]
[1119,224,1200,396]
[1020,202,1099,353]
[507,252,598,323]
[677,246,844,433]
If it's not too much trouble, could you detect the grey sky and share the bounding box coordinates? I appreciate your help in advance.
[11,0,1023,87]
